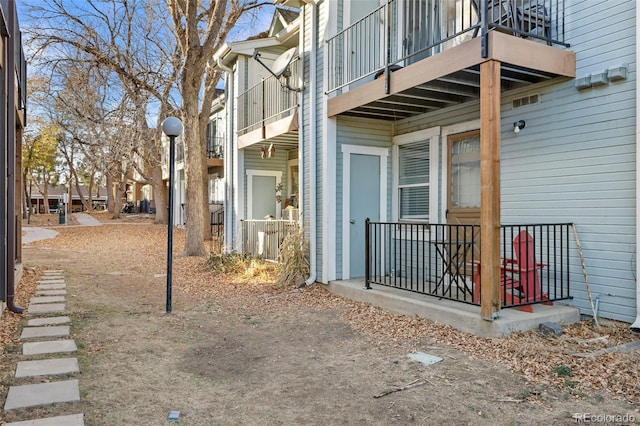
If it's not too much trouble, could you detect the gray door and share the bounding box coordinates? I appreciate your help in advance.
[349,154,380,277]
[251,175,276,219]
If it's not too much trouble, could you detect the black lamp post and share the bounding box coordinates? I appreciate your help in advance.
[161,116,183,313]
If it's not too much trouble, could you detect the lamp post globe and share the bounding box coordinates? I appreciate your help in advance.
[162,116,183,137]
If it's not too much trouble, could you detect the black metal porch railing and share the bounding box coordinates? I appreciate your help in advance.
[237,57,300,136]
[365,220,572,309]
[327,0,568,93]
[210,203,224,253]
[241,219,299,262]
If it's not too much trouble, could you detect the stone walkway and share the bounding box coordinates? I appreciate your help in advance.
[2,270,84,426]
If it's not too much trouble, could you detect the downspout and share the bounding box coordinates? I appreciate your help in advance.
[632,4,640,332]
[216,58,235,253]
[6,0,23,314]
[304,1,317,286]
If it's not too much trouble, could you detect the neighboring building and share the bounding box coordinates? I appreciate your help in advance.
[216,0,640,329]
[27,185,108,214]
[1,0,27,314]
[163,89,225,226]
[213,6,301,257]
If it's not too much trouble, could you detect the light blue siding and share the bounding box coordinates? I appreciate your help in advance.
[386,0,638,323]
[336,116,392,278]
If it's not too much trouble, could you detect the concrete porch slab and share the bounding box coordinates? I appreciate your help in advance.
[325,280,580,337]
[3,413,84,426]
[4,380,80,410]
[23,340,77,356]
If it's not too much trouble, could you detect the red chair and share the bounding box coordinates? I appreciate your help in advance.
[472,230,550,312]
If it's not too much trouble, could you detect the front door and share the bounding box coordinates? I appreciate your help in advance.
[447,130,481,264]
[349,153,381,278]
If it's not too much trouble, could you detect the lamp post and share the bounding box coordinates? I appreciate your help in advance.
[161,116,183,313]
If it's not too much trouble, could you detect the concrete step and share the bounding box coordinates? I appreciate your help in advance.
[3,413,84,426]
[22,340,77,356]
[27,317,70,327]
[35,290,67,296]
[26,304,65,316]
[20,327,69,340]
[35,284,65,290]
[29,296,65,305]
[4,380,80,410]
[15,358,79,378]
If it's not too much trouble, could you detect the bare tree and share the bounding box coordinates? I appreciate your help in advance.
[24,0,180,224]
[25,0,270,255]
[168,0,267,255]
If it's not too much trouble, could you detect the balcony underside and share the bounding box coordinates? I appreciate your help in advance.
[328,31,575,120]
[238,111,299,150]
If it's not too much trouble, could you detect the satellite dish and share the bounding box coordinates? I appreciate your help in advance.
[271,47,298,78]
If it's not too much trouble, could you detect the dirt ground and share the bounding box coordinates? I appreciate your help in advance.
[1,214,639,425]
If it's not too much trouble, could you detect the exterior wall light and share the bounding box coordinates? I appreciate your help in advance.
[513,120,526,133]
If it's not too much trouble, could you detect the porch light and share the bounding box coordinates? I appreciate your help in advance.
[513,120,526,133]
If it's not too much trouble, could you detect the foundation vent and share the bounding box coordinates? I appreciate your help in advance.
[512,94,539,108]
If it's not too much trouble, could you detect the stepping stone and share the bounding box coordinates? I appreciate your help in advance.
[4,379,80,410]
[36,284,66,290]
[3,413,84,426]
[43,270,63,274]
[37,280,65,285]
[27,317,71,326]
[27,304,65,315]
[21,326,69,339]
[30,296,65,304]
[23,340,77,356]
[16,358,79,378]
[36,289,67,296]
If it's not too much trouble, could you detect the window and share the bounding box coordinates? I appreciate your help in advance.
[398,140,429,220]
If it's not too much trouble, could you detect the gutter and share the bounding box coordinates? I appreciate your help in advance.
[6,0,23,314]
[304,1,317,286]
[632,5,640,332]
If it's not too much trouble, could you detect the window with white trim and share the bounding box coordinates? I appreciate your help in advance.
[398,140,429,220]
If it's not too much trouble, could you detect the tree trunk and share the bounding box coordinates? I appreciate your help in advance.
[106,174,115,213]
[112,179,125,220]
[153,165,167,224]
[181,81,206,256]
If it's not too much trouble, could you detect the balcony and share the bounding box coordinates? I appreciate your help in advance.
[326,0,573,120]
[206,136,224,167]
[237,57,300,150]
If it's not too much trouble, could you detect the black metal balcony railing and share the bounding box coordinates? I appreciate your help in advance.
[365,220,572,309]
[237,57,300,135]
[241,219,299,262]
[327,0,567,93]
[207,136,224,159]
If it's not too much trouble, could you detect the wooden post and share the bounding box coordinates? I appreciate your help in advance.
[480,60,501,320]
